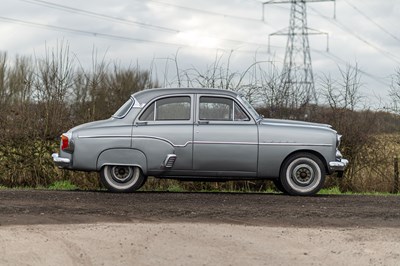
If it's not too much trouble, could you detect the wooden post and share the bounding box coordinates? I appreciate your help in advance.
[394,156,399,194]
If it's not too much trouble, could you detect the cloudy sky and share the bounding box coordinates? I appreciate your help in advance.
[1,0,399,107]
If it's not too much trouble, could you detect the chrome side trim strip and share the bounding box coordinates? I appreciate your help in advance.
[133,135,188,147]
[260,143,332,147]
[78,135,332,148]
[195,140,258,146]
[79,135,131,139]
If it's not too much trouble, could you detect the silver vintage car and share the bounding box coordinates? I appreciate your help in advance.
[52,88,348,196]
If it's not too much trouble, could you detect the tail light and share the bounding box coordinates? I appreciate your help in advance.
[61,133,73,151]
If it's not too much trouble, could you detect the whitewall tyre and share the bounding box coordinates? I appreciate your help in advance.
[280,153,326,196]
[100,165,146,193]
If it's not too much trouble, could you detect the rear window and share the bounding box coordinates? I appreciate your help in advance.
[139,96,191,121]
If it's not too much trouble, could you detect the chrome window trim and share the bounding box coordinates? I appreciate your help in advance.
[112,96,137,119]
[197,94,254,124]
[137,94,193,122]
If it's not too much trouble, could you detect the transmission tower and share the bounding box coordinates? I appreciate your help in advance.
[263,0,335,109]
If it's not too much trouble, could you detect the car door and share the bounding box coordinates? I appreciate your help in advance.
[193,95,258,177]
[132,95,194,174]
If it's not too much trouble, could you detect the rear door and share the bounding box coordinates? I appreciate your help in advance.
[132,95,194,173]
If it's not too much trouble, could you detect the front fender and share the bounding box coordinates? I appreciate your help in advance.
[97,149,147,175]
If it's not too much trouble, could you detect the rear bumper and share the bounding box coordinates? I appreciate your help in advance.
[52,153,71,168]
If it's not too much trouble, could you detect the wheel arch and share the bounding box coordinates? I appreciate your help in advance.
[279,149,329,176]
[96,148,148,175]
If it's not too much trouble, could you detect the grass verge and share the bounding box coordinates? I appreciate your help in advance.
[48,180,79,190]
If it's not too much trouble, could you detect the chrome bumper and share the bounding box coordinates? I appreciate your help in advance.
[52,153,71,168]
[329,159,349,172]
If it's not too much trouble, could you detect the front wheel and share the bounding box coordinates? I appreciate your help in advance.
[272,179,287,194]
[100,165,146,193]
[280,153,326,196]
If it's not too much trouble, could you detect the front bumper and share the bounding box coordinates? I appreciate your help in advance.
[329,159,349,172]
[328,149,348,177]
[329,159,349,177]
[52,153,71,168]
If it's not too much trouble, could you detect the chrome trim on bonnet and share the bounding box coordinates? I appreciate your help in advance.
[262,122,331,129]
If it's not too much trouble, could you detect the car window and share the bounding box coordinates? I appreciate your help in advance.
[112,97,134,118]
[237,94,260,120]
[199,96,249,121]
[139,96,191,121]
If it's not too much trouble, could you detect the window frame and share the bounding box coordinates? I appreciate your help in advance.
[112,96,136,119]
[136,94,194,124]
[196,95,255,124]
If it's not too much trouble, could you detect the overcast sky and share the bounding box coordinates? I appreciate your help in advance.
[1,0,399,107]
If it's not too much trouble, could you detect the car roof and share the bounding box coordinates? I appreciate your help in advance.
[132,88,239,104]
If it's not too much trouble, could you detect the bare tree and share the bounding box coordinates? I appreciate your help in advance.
[319,64,363,111]
[389,68,400,114]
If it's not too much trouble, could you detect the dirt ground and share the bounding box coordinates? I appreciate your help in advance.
[1,190,400,265]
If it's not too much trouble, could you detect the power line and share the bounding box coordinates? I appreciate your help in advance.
[313,49,391,87]
[20,0,273,49]
[308,6,400,65]
[0,15,185,46]
[135,0,262,22]
[20,0,179,33]
[0,15,280,56]
[342,0,400,44]
[258,0,400,60]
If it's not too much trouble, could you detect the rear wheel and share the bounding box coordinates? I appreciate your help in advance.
[100,165,146,193]
[280,153,325,196]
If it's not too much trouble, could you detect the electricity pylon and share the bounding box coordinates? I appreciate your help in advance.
[263,0,335,108]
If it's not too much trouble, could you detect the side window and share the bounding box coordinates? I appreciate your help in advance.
[234,102,250,121]
[139,96,191,121]
[199,96,249,121]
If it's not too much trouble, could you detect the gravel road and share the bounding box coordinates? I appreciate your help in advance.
[1,190,400,265]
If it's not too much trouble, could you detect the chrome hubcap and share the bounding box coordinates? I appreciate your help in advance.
[285,157,322,193]
[293,164,314,185]
[111,166,133,183]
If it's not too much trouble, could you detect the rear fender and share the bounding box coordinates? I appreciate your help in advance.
[97,149,147,175]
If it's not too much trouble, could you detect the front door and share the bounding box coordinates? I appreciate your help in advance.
[193,95,258,177]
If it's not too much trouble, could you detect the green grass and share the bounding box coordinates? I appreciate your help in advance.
[1,182,400,196]
[166,184,186,192]
[319,187,345,195]
[48,180,78,190]
[318,186,399,196]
